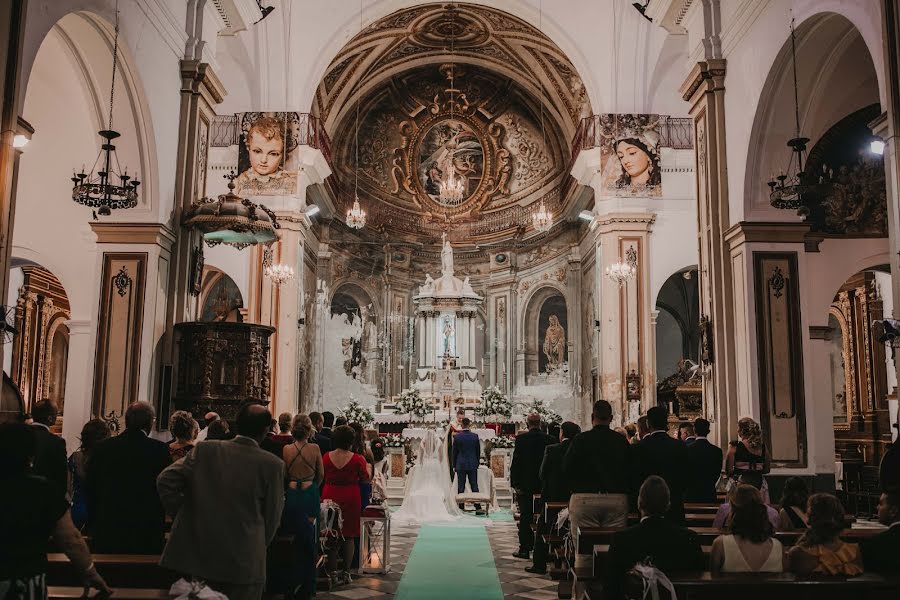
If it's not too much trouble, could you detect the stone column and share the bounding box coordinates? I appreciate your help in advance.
[60,320,94,452]
[680,59,738,444]
[417,313,426,367]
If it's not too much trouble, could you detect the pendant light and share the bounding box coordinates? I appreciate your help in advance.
[531,0,553,234]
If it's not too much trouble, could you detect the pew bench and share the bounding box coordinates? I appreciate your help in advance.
[46,554,178,590]
[49,586,169,599]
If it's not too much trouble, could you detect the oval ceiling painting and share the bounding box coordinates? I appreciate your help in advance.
[417,119,484,207]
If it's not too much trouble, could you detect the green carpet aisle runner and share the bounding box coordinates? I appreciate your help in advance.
[394,524,504,600]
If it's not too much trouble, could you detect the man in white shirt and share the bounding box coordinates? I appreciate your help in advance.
[194,411,220,443]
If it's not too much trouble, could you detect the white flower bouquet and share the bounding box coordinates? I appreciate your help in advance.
[340,399,374,428]
[395,389,431,419]
[475,385,512,419]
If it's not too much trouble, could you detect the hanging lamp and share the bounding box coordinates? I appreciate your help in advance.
[531,0,554,234]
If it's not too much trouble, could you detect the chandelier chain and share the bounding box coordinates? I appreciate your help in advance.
[109,0,119,132]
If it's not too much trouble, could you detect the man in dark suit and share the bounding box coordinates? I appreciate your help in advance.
[527,420,581,574]
[158,403,285,600]
[29,400,67,497]
[880,433,899,493]
[684,417,723,503]
[87,401,171,553]
[308,411,332,452]
[452,418,482,512]
[320,411,335,441]
[860,491,900,574]
[605,476,705,600]
[630,406,688,523]
[510,413,555,559]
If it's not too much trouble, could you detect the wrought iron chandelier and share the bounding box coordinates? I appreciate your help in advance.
[346,1,366,230]
[530,1,554,233]
[767,18,829,211]
[438,4,466,207]
[71,0,139,216]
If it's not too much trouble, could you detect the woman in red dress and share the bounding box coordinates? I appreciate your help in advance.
[321,425,370,585]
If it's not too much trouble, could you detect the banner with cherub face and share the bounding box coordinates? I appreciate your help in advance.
[597,114,662,197]
[234,112,300,196]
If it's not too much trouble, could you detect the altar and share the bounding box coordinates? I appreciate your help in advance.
[410,233,484,408]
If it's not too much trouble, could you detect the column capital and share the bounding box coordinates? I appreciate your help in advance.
[180,60,225,104]
[90,222,177,250]
[680,59,727,104]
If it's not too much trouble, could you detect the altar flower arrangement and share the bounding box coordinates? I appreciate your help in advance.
[382,434,406,448]
[523,399,563,425]
[475,385,512,419]
[395,389,431,419]
[340,398,374,428]
[490,435,515,449]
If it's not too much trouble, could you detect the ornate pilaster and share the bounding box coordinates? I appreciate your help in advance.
[680,58,736,444]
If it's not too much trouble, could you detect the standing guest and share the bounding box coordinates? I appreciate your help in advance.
[275,412,294,444]
[452,418,482,513]
[370,438,389,502]
[563,401,630,568]
[712,472,779,530]
[880,434,899,492]
[321,425,370,586]
[168,410,198,461]
[614,426,627,438]
[334,416,348,428]
[282,415,324,600]
[623,423,638,445]
[68,419,110,530]
[678,422,696,444]
[30,400,67,497]
[87,401,171,553]
[631,406,688,523]
[0,423,110,598]
[308,411,332,452]
[605,477,705,600]
[788,493,862,575]
[725,417,771,502]
[636,415,650,441]
[685,417,723,503]
[349,422,375,508]
[194,411,220,443]
[777,477,810,530]
[860,491,900,573]
[157,403,285,600]
[205,418,231,440]
[321,411,335,440]
[710,485,783,573]
[261,413,294,458]
[510,414,555,560]
[527,420,580,575]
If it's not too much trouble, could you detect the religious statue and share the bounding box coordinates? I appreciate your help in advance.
[543,314,566,371]
[419,273,435,295]
[442,315,455,356]
[440,232,454,276]
[462,276,475,295]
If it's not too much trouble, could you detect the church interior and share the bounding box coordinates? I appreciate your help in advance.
[1,0,900,599]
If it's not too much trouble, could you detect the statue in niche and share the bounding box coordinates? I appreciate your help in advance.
[360,305,379,385]
[543,314,566,371]
[441,232,454,276]
[442,315,455,356]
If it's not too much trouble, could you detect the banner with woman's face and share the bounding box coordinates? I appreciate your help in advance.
[234,112,300,196]
[598,114,662,197]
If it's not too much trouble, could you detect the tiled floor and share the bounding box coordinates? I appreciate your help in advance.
[313,520,558,600]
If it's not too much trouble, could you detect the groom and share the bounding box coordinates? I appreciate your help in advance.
[453,418,482,512]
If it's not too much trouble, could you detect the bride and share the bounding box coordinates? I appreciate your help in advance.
[391,428,464,524]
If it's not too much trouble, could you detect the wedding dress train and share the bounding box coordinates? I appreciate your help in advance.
[391,428,466,524]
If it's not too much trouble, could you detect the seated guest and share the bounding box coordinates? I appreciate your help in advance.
[713,471,779,530]
[68,419,110,530]
[282,414,324,600]
[777,476,809,530]
[30,400,68,497]
[87,401,171,553]
[710,485,783,573]
[605,476,705,600]
[631,406,688,523]
[194,411,220,443]
[860,491,900,573]
[0,423,110,597]
[684,417,723,503]
[527,420,581,574]
[158,403,285,600]
[562,401,629,568]
[678,422,695,444]
[168,410,198,461]
[205,418,231,440]
[788,493,862,576]
[334,416,348,427]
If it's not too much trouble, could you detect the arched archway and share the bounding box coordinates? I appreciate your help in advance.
[199,267,244,322]
[655,266,699,381]
[522,285,568,383]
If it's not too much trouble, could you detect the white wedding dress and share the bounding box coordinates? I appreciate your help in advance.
[391,428,466,524]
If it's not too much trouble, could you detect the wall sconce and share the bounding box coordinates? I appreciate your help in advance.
[12,116,33,151]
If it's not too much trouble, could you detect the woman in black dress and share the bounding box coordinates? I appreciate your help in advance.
[725,417,771,503]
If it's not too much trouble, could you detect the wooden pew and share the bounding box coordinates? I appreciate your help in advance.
[49,587,169,599]
[46,554,178,590]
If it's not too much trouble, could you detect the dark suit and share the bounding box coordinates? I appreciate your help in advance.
[453,429,481,494]
[605,516,705,600]
[510,428,555,551]
[860,525,900,574]
[531,439,572,569]
[684,437,723,503]
[31,424,68,497]
[630,431,689,523]
[312,430,332,453]
[880,441,899,493]
[87,428,171,553]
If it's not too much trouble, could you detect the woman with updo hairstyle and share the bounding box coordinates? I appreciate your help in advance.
[321,425,370,586]
[788,493,862,575]
[349,421,375,508]
[68,419,110,529]
[281,414,323,599]
[777,476,810,529]
[614,136,661,191]
[711,484,783,573]
[168,411,197,461]
[725,417,771,502]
